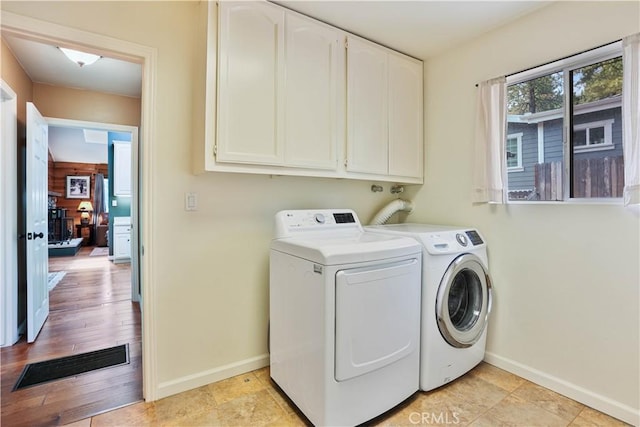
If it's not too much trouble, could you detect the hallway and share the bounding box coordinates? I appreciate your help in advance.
[1,247,141,426]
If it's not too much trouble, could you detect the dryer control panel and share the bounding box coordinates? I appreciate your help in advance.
[274,209,362,238]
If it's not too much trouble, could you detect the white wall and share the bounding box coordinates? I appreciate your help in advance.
[1,0,411,400]
[416,1,639,424]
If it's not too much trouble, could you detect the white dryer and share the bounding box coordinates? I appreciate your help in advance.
[366,223,493,391]
[270,210,422,426]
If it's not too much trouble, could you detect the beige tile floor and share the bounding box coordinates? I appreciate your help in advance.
[64,362,629,427]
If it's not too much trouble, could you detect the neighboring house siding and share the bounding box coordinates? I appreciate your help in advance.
[507,118,562,192]
[507,105,621,196]
[544,118,563,163]
[507,122,537,190]
[573,107,623,161]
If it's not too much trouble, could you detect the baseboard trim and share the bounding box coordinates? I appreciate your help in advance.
[155,353,270,400]
[484,352,639,426]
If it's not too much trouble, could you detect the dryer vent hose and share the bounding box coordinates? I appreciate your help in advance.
[370,199,414,225]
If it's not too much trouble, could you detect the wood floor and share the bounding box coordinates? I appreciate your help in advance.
[1,247,142,427]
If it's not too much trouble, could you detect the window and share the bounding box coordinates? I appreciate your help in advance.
[103,178,109,213]
[506,43,624,201]
[573,119,615,152]
[506,133,523,170]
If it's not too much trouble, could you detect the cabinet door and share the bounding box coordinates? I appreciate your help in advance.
[284,14,340,170]
[388,53,423,179]
[346,37,388,175]
[113,142,131,196]
[217,2,285,165]
[114,230,131,259]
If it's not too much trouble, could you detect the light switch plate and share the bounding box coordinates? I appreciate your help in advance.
[185,192,197,211]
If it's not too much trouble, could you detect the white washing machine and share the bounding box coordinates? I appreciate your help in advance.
[270,209,422,426]
[366,223,493,391]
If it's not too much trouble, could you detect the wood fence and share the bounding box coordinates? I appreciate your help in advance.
[534,156,624,200]
[534,161,564,201]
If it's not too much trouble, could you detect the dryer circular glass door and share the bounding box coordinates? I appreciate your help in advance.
[436,253,492,348]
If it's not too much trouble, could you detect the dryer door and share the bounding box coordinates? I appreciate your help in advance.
[436,253,492,348]
[334,257,421,382]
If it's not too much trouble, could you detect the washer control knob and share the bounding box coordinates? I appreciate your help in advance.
[314,213,325,224]
[456,233,468,247]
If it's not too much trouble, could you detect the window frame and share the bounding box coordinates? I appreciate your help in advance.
[573,119,615,153]
[506,41,623,203]
[506,132,524,171]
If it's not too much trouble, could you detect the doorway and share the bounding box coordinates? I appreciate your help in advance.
[1,9,157,423]
[1,79,144,427]
[46,118,140,303]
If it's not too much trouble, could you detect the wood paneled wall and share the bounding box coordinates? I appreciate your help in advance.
[48,157,108,225]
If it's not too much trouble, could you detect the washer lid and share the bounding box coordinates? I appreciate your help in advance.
[271,232,421,265]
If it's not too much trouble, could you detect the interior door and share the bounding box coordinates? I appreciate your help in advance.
[26,102,49,343]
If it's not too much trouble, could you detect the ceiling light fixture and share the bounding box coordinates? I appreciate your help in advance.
[59,47,101,68]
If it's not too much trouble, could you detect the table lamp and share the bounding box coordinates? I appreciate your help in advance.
[77,201,94,225]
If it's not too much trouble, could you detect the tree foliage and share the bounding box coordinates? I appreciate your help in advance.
[573,57,622,104]
[507,72,563,115]
[507,56,623,114]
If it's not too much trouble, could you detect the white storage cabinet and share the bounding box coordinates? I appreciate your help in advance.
[216,1,341,170]
[346,36,423,181]
[113,142,132,196]
[199,1,423,184]
[113,217,131,263]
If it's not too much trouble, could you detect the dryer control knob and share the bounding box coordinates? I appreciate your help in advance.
[314,213,325,224]
[456,233,468,247]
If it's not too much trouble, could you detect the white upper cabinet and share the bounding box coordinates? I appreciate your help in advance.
[388,52,423,179]
[217,2,341,170]
[203,1,423,184]
[284,14,341,170]
[346,36,423,181]
[217,1,285,165]
[346,37,389,175]
[113,142,131,196]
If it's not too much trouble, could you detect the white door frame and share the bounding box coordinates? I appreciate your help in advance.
[47,117,140,303]
[1,80,19,347]
[1,11,158,400]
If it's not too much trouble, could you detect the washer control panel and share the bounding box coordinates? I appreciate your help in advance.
[455,233,468,247]
[465,230,484,245]
[274,209,361,238]
[426,229,485,254]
